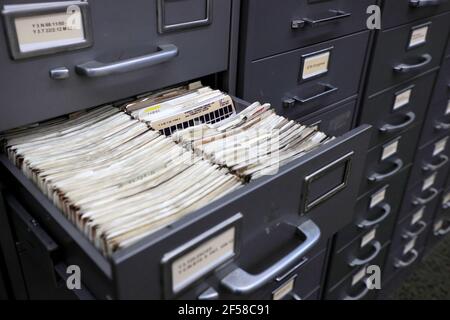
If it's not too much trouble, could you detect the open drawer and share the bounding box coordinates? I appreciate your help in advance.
[0,120,371,299]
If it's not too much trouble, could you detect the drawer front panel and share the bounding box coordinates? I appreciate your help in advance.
[409,135,450,186]
[427,211,450,249]
[360,71,436,148]
[0,0,232,131]
[382,0,450,29]
[359,125,421,196]
[383,243,425,284]
[243,0,374,60]
[240,31,370,120]
[420,99,450,146]
[335,167,410,250]
[431,57,450,105]
[366,13,450,95]
[299,99,356,137]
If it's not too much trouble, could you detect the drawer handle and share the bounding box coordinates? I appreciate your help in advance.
[393,54,432,73]
[434,221,450,236]
[286,83,338,106]
[422,154,449,172]
[220,220,320,295]
[357,203,391,229]
[75,44,179,77]
[410,0,448,7]
[412,187,439,206]
[343,281,370,300]
[292,10,351,29]
[349,241,382,267]
[434,120,450,131]
[368,158,404,182]
[442,201,450,210]
[402,221,428,239]
[394,249,419,268]
[379,112,416,133]
[290,293,302,300]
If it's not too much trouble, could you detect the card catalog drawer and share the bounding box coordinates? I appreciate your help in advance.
[0,0,232,131]
[298,99,356,137]
[366,13,450,96]
[419,100,450,146]
[325,245,388,300]
[382,0,450,30]
[327,222,394,289]
[359,125,421,196]
[382,243,425,284]
[239,31,370,121]
[335,167,410,251]
[431,57,450,105]
[408,136,450,186]
[360,71,436,148]
[241,0,374,60]
[0,124,371,299]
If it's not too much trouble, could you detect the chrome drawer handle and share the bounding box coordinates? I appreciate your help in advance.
[344,280,370,300]
[292,10,351,29]
[284,83,338,107]
[379,112,416,133]
[75,44,179,77]
[357,203,391,229]
[393,54,432,73]
[412,187,439,206]
[410,0,448,7]
[368,158,404,182]
[402,221,428,239]
[434,120,450,131]
[349,241,382,267]
[435,222,450,236]
[220,220,320,295]
[422,154,449,172]
[394,249,419,268]
[442,201,450,210]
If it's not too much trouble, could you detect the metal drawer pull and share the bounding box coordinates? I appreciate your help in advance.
[434,120,450,131]
[349,241,382,267]
[435,222,450,236]
[379,112,416,133]
[344,281,370,300]
[393,54,432,73]
[75,44,179,77]
[403,221,428,239]
[410,0,448,7]
[292,10,351,29]
[394,249,419,268]
[291,293,302,300]
[220,220,320,295]
[412,187,439,205]
[287,83,338,105]
[422,154,449,172]
[368,158,404,182]
[357,203,391,229]
[442,201,450,210]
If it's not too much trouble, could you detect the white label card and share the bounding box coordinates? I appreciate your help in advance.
[352,267,367,286]
[302,51,330,80]
[361,229,377,248]
[370,187,387,208]
[381,140,399,161]
[403,238,417,255]
[393,89,412,110]
[433,138,448,156]
[411,207,425,225]
[273,277,296,300]
[445,100,450,115]
[409,25,429,48]
[422,173,437,191]
[171,227,235,293]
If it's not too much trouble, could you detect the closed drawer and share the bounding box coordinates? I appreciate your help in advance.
[241,0,374,60]
[359,125,421,196]
[328,222,394,288]
[399,178,444,221]
[360,71,436,148]
[335,167,410,250]
[0,124,372,299]
[427,213,450,248]
[383,243,425,284]
[366,12,450,95]
[239,31,370,120]
[431,57,450,105]
[0,0,232,131]
[409,135,450,186]
[325,245,388,300]
[298,99,355,137]
[419,99,450,146]
[382,0,450,30]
